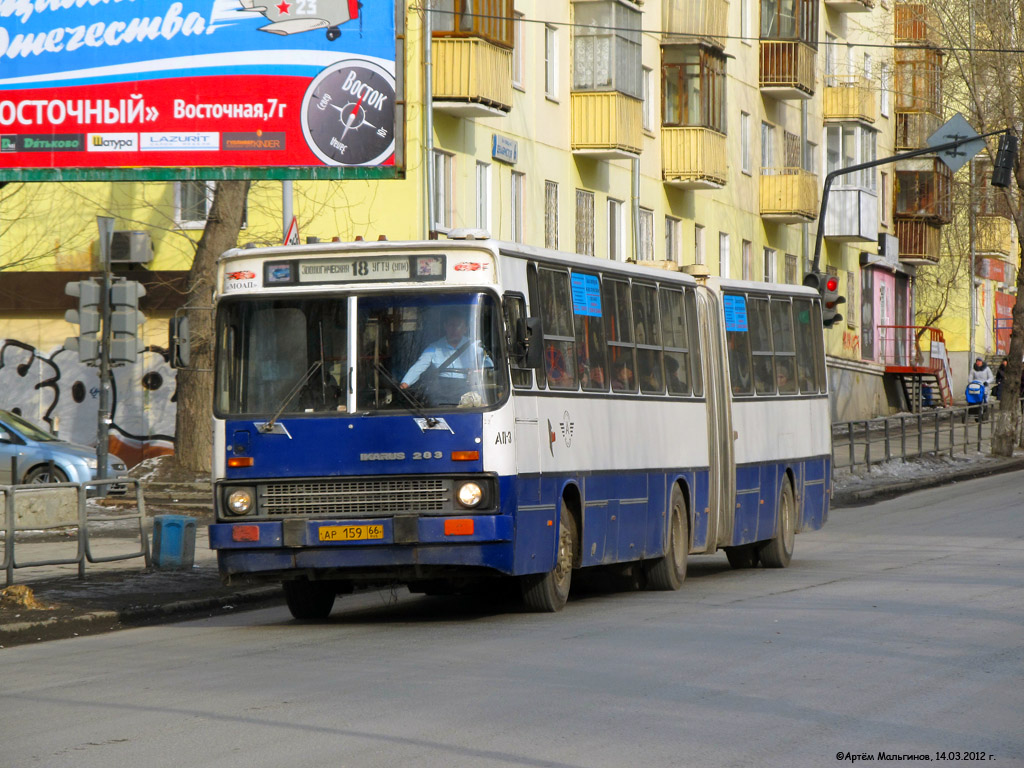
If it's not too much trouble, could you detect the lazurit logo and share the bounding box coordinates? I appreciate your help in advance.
[140,133,219,151]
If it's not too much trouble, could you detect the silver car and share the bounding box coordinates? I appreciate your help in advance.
[0,409,127,493]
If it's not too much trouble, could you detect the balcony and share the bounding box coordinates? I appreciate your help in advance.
[432,38,513,116]
[760,168,819,222]
[571,92,643,158]
[759,41,816,100]
[895,158,953,224]
[895,218,941,264]
[824,188,878,241]
[661,127,727,188]
[976,215,1017,259]
[662,0,728,48]
[894,111,942,151]
[824,76,876,124]
[825,0,873,12]
[895,2,941,48]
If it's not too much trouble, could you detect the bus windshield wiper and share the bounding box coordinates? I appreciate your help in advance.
[259,361,322,433]
[373,362,440,427]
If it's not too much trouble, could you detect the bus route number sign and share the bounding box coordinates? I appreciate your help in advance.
[298,256,411,283]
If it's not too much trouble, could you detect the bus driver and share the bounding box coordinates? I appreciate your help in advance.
[400,310,493,405]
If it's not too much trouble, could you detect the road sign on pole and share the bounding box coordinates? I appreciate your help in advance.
[928,113,986,173]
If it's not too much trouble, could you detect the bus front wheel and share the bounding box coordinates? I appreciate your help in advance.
[645,484,688,590]
[521,501,576,612]
[759,479,796,568]
[283,578,337,621]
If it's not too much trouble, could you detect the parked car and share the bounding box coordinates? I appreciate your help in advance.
[0,409,127,494]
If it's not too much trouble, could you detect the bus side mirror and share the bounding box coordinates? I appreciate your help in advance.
[518,317,543,369]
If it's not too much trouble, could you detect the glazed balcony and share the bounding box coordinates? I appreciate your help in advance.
[895,3,941,48]
[760,167,819,223]
[759,41,816,100]
[432,37,514,116]
[824,188,878,242]
[895,159,953,224]
[661,127,727,189]
[571,92,643,158]
[894,111,942,151]
[895,218,941,265]
[825,0,873,12]
[976,215,1017,259]
[662,0,729,48]
[824,76,876,124]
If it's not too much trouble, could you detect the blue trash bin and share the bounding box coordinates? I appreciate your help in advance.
[152,515,197,569]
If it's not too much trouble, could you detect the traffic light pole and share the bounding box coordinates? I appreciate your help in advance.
[96,216,114,482]
[811,128,1010,275]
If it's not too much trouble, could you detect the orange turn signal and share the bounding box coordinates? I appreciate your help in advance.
[451,451,480,461]
[444,519,475,536]
[232,525,260,542]
[228,457,254,468]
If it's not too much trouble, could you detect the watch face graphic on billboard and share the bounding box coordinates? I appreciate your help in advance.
[301,59,396,166]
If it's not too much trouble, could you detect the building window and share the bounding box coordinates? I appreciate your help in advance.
[880,62,890,117]
[761,121,776,169]
[176,181,247,229]
[608,198,624,261]
[571,0,642,99]
[785,253,797,284]
[825,32,837,84]
[880,171,889,225]
[545,24,558,99]
[642,66,654,132]
[719,232,730,278]
[825,124,878,191]
[432,149,454,231]
[741,239,753,280]
[847,270,857,328]
[431,0,515,47]
[476,161,491,232]
[662,47,727,132]
[513,12,525,89]
[545,180,559,249]
[637,208,655,260]
[740,112,751,174]
[666,216,682,263]
[511,170,525,243]
[763,247,777,282]
[694,223,705,265]
[576,189,595,256]
[740,0,751,43]
[760,0,818,46]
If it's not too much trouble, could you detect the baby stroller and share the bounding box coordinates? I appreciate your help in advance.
[965,380,987,421]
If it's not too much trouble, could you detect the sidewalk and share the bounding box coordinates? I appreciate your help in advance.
[4,451,1024,648]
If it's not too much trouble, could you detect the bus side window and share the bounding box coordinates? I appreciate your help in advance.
[770,299,798,395]
[724,293,753,396]
[659,287,690,396]
[749,298,776,395]
[603,278,637,393]
[793,298,821,393]
[571,272,608,391]
[633,283,664,394]
[527,263,546,389]
[684,289,703,397]
[503,292,533,389]
[538,268,579,390]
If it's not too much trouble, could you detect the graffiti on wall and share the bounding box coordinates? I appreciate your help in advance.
[0,339,176,468]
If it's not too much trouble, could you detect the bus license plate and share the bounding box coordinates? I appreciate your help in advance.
[318,524,384,542]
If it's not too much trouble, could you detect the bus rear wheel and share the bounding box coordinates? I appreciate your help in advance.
[645,484,688,590]
[521,501,576,612]
[759,479,796,568]
[283,578,337,621]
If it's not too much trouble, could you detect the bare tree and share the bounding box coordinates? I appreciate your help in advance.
[935,0,1024,454]
[172,180,250,473]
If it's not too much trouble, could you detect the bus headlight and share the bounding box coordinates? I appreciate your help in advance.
[226,488,255,516]
[456,481,483,509]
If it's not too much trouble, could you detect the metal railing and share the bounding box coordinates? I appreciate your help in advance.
[831,403,1011,470]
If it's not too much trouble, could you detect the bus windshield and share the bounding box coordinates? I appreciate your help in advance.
[215,292,508,417]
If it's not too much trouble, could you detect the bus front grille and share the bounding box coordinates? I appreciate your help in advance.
[262,478,451,517]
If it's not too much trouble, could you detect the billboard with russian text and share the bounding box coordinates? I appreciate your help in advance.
[0,0,398,180]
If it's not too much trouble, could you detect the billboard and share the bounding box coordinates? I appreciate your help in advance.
[0,0,399,180]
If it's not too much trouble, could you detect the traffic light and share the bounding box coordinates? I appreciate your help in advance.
[803,270,846,328]
[109,280,147,365]
[64,279,102,363]
[992,132,1018,189]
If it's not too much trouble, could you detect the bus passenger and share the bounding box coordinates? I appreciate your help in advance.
[664,356,686,394]
[400,310,492,405]
[611,360,634,392]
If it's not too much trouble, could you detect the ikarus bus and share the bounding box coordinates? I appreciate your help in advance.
[205,234,832,618]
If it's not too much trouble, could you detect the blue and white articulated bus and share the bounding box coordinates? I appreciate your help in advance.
[206,234,831,618]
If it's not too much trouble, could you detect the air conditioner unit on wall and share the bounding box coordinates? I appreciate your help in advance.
[110,230,153,264]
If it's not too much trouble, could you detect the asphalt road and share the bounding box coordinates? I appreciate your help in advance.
[3,471,1023,768]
